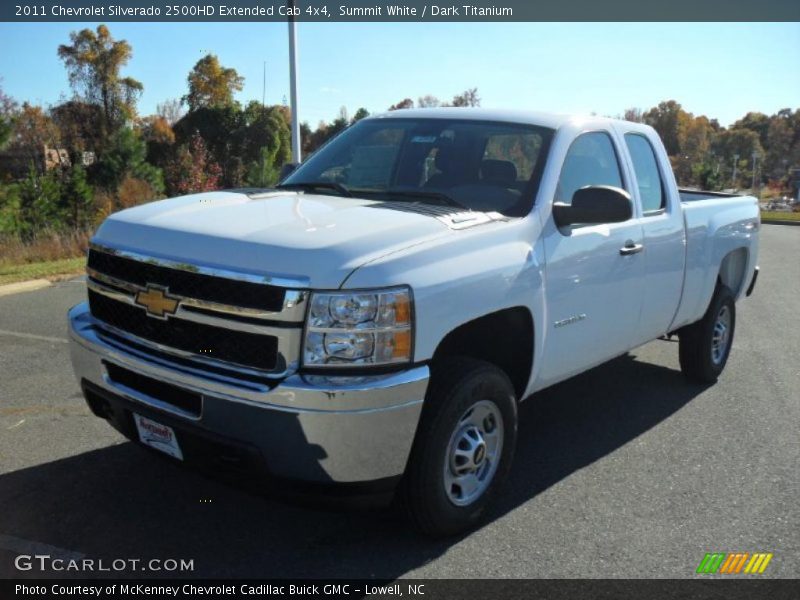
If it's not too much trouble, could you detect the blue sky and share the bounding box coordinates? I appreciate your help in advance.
[0,22,798,126]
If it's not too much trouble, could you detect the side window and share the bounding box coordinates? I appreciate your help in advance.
[624,133,665,213]
[555,132,624,204]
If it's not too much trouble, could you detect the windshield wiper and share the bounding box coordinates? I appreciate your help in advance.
[382,189,470,211]
[277,181,352,197]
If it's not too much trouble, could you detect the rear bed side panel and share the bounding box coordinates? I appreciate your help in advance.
[669,195,759,331]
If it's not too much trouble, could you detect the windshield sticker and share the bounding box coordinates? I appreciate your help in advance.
[411,135,438,143]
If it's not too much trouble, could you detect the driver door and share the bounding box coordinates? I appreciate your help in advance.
[537,131,645,387]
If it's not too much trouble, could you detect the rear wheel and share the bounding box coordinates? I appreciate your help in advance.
[401,358,518,537]
[679,284,736,383]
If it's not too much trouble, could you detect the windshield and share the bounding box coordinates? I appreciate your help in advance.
[282,118,554,217]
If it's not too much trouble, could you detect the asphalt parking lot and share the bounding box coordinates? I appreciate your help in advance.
[0,224,797,579]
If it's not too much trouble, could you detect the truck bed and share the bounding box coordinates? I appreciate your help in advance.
[670,192,760,331]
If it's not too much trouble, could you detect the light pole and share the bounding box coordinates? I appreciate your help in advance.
[288,1,301,164]
[732,154,739,190]
[751,151,759,196]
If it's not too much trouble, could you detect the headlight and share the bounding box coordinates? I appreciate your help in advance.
[303,287,413,368]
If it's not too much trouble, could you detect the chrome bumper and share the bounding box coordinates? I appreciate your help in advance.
[68,302,428,484]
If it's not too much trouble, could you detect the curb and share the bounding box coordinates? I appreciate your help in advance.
[0,279,52,298]
[761,219,800,227]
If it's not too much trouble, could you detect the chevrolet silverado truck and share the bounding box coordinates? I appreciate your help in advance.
[68,109,760,536]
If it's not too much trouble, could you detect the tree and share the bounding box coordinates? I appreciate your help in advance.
[164,133,222,195]
[622,107,643,123]
[17,164,62,237]
[732,112,770,149]
[246,146,280,187]
[183,54,244,112]
[673,113,715,185]
[58,25,143,142]
[417,95,441,108]
[62,163,94,228]
[712,128,763,189]
[643,100,685,156]
[450,88,480,107]
[95,127,164,194]
[352,107,370,122]
[7,103,62,171]
[388,98,414,111]
[156,98,183,125]
[0,81,17,149]
[51,100,104,155]
[173,105,243,183]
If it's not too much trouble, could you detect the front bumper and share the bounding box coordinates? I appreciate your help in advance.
[68,302,428,486]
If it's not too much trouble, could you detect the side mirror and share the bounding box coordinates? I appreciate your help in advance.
[278,162,299,182]
[552,185,632,228]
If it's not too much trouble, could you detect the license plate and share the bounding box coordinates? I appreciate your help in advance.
[133,414,183,460]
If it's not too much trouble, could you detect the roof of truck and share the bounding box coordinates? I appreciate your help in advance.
[366,107,620,130]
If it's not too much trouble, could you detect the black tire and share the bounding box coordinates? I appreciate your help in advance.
[401,357,518,537]
[679,284,736,383]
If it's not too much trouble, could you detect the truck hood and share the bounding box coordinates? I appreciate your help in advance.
[93,190,463,289]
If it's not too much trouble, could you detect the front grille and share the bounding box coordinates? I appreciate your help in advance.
[88,289,278,371]
[88,249,286,311]
[104,362,202,417]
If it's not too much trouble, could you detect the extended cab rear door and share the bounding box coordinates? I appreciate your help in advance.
[537,129,645,386]
[615,125,685,346]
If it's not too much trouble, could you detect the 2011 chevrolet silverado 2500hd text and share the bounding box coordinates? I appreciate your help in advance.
[68,109,760,535]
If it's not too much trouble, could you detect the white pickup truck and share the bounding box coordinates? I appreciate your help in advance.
[68,108,759,535]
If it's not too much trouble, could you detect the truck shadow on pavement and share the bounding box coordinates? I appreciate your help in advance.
[1,352,708,579]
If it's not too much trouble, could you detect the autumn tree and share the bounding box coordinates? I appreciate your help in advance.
[622,107,643,123]
[165,133,222,195]
[7,103,62,171]
[58,25,143,142]
[183,54,244,112]
[643,100,684,156]
[388,98,414,111]
[51,100,104,155]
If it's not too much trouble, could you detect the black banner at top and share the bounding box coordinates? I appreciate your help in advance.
[3,0,800,22]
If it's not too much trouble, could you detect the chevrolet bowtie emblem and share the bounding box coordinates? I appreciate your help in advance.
[134,284,180,319]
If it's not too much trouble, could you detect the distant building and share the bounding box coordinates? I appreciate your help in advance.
[44,145,71,170]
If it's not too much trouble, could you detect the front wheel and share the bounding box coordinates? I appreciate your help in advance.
[679,284,736,383]
[401,358,518,537]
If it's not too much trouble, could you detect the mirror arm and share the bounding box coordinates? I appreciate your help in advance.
[552,202,572,227]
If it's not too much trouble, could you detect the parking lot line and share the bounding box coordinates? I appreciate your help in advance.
[0,329,68,344]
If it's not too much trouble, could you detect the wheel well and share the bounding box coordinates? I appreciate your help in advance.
[432,307,534,400]
[718,248,748,297]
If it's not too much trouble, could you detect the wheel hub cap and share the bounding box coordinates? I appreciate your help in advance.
[444,400,504,507]
[711,305,731,365]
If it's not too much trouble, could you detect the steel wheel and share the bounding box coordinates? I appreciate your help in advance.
[711,305,731,365]
[443,399,504,507]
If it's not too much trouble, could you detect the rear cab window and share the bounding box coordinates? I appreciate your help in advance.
[624,133,666,214]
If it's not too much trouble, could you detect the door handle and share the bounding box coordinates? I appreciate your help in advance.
[620,240,644,256]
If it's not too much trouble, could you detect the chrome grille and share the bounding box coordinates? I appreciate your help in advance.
[85,243,306,376]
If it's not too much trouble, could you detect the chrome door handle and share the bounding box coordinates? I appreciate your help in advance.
[620,241,644,255]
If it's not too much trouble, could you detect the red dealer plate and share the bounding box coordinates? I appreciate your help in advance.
[134,414,183,460]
